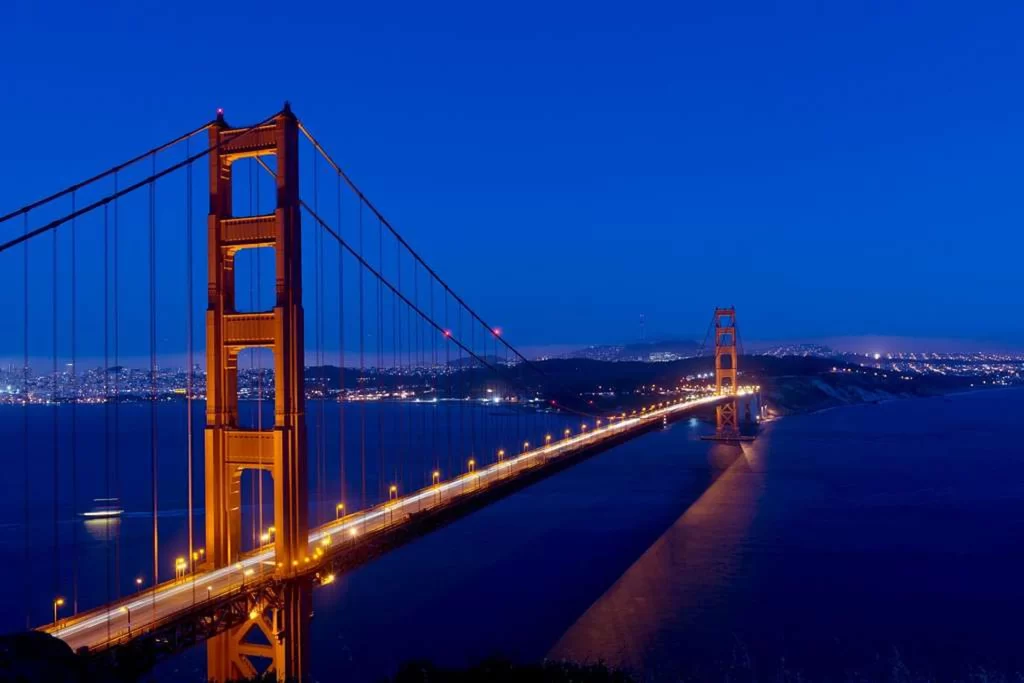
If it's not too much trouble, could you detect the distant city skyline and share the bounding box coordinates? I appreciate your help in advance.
[4,334,1023,373]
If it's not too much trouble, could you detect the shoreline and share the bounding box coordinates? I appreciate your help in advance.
[766,381,1022,419]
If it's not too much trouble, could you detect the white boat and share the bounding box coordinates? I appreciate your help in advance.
[81,498,124,519]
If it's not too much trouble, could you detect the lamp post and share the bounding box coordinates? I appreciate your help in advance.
[432,470,441,504]
[336,502,345,520]
[175,557,187,581]
[498,448,508,477]
[389,485,398,524]
[53,597,65,628]
[468,458,475,473]
[135,577,143,593]
[121,605,131,635]
[564,428,571,441]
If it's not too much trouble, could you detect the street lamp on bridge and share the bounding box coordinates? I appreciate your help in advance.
[389,484,398,523]
[52,597,64,628]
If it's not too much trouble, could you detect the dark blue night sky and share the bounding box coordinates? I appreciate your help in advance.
[2,1,1023,353]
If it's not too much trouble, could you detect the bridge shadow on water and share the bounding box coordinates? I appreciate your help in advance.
[550,437,762,678]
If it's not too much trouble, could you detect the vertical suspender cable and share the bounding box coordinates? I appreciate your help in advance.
[149,154,159,613]
[185,139,195,592]
[377,218,384,497]
[405,260,413,486]
[394,239,401,487]
[471,321,477,465]
[358,202,366,510]
[256,154,264,555]
[22,212,30,629]
[445,297,451,477]
[103,204,111,639]
[516,343,522,451]
[459,306,465,465]
[512,341,518,450]
[249,161,257,547]
[413,262,421,475]
[317,159,327,524]
[51,198,59,611]
[70,191,79,615]
[337,174,345,511]
[430,279,438,476]
[312,155,320,524]
[113,172,121,598]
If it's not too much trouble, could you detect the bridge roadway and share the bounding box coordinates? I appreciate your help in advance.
[42,394,728,653]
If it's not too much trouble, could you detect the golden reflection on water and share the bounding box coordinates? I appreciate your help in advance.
[549,432,768,672]
[83,516,121,542]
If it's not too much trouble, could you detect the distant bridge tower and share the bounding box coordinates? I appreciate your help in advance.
[713,307,739,438]
[205,105,309,681]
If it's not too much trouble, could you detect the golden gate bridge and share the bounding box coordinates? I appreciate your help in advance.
[0,104,754,680]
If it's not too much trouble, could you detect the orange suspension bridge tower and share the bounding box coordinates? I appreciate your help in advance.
[204,104,309,681]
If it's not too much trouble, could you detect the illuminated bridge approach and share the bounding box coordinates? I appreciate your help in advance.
[0,105,757,681]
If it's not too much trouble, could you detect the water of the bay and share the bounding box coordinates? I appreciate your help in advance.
[5,388,1024,680]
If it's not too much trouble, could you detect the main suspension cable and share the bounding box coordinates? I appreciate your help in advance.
[0,121,213,227]
[302,201,527,380]
[297,121,541,375]
[0,111,282,256]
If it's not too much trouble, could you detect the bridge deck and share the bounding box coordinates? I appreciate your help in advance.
[42,395,728,653]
